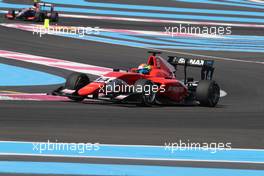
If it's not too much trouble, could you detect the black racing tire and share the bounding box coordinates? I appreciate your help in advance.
[196,80,220,107]
[35,12,45,22]
[6,10,15,19]
[10,10,15,16]
[51,12,59,22]
[65,72,90,102]
[134,79,156,107]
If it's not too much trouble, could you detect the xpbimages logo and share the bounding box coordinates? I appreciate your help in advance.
[32,140,100,154]
[98,82,166,96]
[164,140,232,154]
[33,25,100,37]
[165,24,232,37]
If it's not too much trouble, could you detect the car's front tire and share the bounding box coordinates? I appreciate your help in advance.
[6,10,15,19]
[134,79,156,107]
[65,72,90,102]
[196,80,220,107]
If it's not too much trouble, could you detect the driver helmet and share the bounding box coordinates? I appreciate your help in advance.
[31,3,37,9]
[138,63,151,74]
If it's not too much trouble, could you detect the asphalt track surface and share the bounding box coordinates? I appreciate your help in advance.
[0,0,264,174]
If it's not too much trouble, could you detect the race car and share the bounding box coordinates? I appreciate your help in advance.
[51,51,220,107]
[5,2,59,22]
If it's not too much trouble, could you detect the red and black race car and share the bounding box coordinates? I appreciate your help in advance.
[51,52,220,107]
[5,2,59,22]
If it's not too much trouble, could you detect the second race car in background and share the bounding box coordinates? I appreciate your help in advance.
[5,2,59,22]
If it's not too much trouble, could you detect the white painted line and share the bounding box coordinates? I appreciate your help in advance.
[0,96,18,100]
[0,140,263,151]
[249,0,264,3]
[60,13,264,28]
[103,28,224,38]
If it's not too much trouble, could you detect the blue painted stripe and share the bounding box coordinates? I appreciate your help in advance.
[0,64,65,86]
[72,35,264,52]
[99,32,182,46]
[0,142,263,163]
[99,32,264,49]
[52,31,264,53]
[175,0,264,9]
[0,161,263,176]
[41,0,264,18]
[1,1,264,23]
[0,0,27,8]
[156,36,264,48]
[159,37,264,47]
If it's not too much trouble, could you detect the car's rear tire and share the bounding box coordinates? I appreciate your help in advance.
[134,79,156,107]
[196,80,220,107]
[65,72,90,102]
[35,12,45,22]
[51,12,59,22]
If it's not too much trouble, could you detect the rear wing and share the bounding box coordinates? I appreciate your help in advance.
[38,3,53,7]
[167,56,215,83]
[37,2,54,11]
